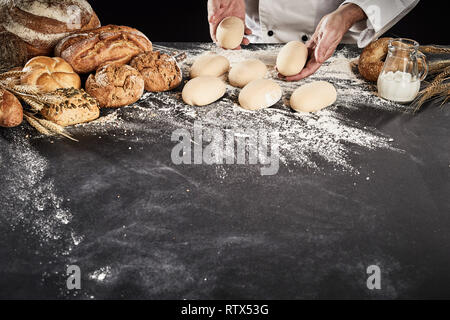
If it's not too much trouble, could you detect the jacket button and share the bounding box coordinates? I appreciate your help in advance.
[302,35,309,42]
[268,30,274,37]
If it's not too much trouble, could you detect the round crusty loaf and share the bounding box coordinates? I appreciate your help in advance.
[0,89,23,128]
[21,56,81,93]
[0,31,28,73]
[1,0,101,58]
[85,64,145,108]
[55,25,153,74]
[359,38,393,82]
[130,51,182,92]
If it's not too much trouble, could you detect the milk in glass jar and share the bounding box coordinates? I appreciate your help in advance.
[377,39,428,103]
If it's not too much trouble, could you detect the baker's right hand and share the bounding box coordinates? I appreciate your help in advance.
[207,0,252,49]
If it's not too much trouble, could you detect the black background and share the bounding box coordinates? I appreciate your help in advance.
[90,0,448,45]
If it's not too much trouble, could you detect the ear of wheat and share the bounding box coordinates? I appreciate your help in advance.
[1,70,79,141]
[24,112,78,142]
[413,82,450,111]
[419,45,450,55]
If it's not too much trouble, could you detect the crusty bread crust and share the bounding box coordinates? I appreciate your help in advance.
[0,89,23,128]
[40,88,100,126]
[1,0,101,58]
[130,51,182,92]
[55,25,153,74]
[21,56,81,93]
[85,64,145,108]
[358,38,393,82]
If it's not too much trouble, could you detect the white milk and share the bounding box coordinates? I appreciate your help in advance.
[377,71,420,103]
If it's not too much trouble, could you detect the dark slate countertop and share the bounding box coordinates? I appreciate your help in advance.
[0,43,449,299]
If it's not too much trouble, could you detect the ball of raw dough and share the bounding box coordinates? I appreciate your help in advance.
[182,76,226,106]
[239,79,282,111]
[228,59,267,88]
[190,54,230,78]
[276,41,308,77]
[290,81,337,113]
[216,16,245,50]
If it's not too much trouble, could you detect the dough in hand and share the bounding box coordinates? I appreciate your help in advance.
[190,54,230,78]
[239,79,282,110]
[216,16,245,50]
[228,59,267,88]
[290,81,337,113]
[276,41,308,77]
[182,76,226,106]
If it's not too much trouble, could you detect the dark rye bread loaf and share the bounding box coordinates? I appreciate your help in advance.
[0,31,28,72]
[0,0,101,58]
[55,25,153,74]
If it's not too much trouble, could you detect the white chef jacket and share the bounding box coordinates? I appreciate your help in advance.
[245,0,420,48]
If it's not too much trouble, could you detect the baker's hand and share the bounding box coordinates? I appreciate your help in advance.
[207,0,252,49]
[283,3,366,81]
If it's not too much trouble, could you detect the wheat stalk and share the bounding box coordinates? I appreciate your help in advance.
[419,45,450,55]
[428,59,450,76]
[24,113,52,136]
[24,112,78,141]
[37,118,78,142]
[0,70,24,80]
[413,82,450,111]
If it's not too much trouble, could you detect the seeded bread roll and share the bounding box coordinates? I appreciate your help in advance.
[0,31,28,73]
[39,88,100,126]
[0,89,23,127]
[85,64,145,108]
[130,51,182,92]
[55,25,153,74]
[21,56,81,93]
[1,0,101,58]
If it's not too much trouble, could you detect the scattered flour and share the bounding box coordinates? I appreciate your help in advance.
[0,133,83,253]
[89,266,112,282]
[75,43,403,174]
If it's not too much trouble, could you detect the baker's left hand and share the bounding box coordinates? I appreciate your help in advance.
[282,3,366,81]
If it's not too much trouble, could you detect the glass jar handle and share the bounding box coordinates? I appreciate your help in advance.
[417,51,428,81]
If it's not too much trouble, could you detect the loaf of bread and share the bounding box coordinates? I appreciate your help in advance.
[0,31,28,73]
[0,89,23,127]
[1,0,101,58]
[130,51,182,92]
[21,56,81,93]
[40,88,100,126]
[85,64,145,108]
[55,25,153,74]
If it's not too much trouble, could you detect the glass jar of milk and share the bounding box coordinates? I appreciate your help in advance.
[377,39,428,103]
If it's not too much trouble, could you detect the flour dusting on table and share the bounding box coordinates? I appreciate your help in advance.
[75,43,403,174]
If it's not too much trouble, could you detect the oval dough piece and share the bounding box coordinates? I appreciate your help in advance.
[276,41,308,77]
[182,76,226,106]
[239,79,282,111]
[216,16,245,50]
[229,59,267,88]
[190,54,230,78]
[290,81,337,113]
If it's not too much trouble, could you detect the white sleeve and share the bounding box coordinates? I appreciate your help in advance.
[341,0,420,48]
